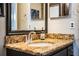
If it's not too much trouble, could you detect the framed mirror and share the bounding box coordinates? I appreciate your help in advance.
[6,3,47,35]
[49,3,70,19]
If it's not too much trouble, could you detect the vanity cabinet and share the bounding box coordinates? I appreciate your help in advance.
[54,45,73,56]
[6,48,33,56]
[68,45,73,56]
[54,49,67,56]
[6,45,73,56]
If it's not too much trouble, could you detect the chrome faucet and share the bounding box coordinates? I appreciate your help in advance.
[27,31,36,44]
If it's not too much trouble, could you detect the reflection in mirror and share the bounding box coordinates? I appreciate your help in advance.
[11,3,28,31]
[30,3,44,20]
[11,3,45,31]
[50,4,60,18]
[49,3,70,19]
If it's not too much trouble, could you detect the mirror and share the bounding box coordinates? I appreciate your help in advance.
[6,3,46,34]
[49,3,70,19]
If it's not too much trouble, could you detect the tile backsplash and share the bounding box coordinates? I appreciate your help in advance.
[5,35,27,44]
[5,33,74,44]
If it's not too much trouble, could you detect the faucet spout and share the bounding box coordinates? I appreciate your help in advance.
[27,32,36,44]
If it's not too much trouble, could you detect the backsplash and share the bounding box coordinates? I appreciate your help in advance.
[5,35,27,44]
[5,33,74,44]
[46,33,74,40]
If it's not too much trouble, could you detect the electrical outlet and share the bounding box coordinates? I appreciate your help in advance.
[69,21,75,29]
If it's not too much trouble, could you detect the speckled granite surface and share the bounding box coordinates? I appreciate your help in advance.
[5,38,73,56]
[5,33,74,44]
[5,35,27,44]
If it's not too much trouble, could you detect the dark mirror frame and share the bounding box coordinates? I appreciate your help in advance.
[6,3,48,35]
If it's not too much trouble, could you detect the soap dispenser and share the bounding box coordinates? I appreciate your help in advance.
[40,27,45,40]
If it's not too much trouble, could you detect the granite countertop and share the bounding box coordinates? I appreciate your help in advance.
[5,38,73,56]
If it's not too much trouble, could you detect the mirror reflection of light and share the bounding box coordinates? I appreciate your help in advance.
[11,3,17,30]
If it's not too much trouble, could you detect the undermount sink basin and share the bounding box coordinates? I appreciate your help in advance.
[28,42,53,47]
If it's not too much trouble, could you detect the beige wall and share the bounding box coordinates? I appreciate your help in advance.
[48,3,73,34]
[0,4,6,56]
[0,17,6,56]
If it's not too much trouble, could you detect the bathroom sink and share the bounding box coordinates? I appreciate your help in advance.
[28,42,53,47]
